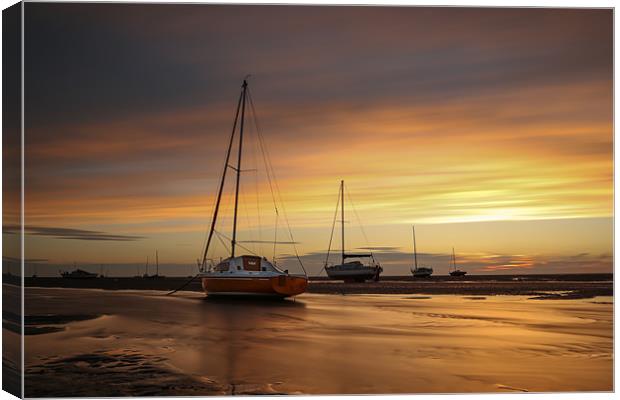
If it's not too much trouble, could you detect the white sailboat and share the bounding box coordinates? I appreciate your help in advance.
[410,225,433,278]
[449,247,467,277]
[325,180,383,282]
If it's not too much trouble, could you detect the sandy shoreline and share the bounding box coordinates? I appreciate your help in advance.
[19,273,613,299]
[21,287,613,396]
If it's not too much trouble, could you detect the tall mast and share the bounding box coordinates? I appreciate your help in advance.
[231,80,248,258]
[146,256,149,276]
[413,225,418,270]
[341,180,345,265]
[200,81,244,268]
[156,250,159,276]
[452,247,456,271]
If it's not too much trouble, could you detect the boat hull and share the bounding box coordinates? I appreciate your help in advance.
[325,266,381,282]
[449,270,467,277]
[411,269,433,278]
[201,275,308,297]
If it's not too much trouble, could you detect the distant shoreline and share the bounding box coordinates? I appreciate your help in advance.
[14,273,613,299]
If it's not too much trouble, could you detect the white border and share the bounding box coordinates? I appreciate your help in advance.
[0,1,615,400]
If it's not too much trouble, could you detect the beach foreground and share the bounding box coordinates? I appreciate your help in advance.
[23,287,612,396]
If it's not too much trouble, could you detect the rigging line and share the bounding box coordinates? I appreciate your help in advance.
[260,136,280,263]
[257,127,280,260]
[345,183,377,262]
[323,183,342,271]
[213,229,231,256]
[239,183,257,254]
[269,166,307,275]
[247,89,306,276]
[251,114,263,253]
[214,229,259,257]
[345,183,370,245]
[273,213,278,263]
[199,145,231,264]
[248,90,278,216]
[204,179,234,262]
[246,97,264,254]
[201,86,244,268]
[199,128,238,262]
[166,273,200,296]
[248,89,280,257]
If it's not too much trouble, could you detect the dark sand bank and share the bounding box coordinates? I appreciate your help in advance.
[26,350,228,397]
[22,273,612,299]
[2,282,22,396]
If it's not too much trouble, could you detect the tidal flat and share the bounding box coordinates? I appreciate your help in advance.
[23,287,612,396]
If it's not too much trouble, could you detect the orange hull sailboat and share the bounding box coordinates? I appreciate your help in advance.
[198,79,308,298]
[201,256,307,297]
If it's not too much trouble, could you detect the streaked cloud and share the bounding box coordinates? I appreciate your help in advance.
[4,225,144,241]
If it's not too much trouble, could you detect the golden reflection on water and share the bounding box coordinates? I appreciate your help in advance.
[25,289,612,394]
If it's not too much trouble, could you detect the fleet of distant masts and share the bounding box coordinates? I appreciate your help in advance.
[47,236,467,280]
[137,250,165,278]
[52,250,170,279]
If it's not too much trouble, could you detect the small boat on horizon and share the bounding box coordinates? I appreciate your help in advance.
[143,251,165,278]
[142,256,151,278]
[60,263,99,279]
[197,79,308,297]
[324,180,383,282]
[449,247,467,277]
[410,225,433,278]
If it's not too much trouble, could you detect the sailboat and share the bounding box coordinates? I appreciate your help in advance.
[143,251,164,278]
[325,180,383,282]
[197,79,308,297]
[410,225,433,278]
[449,247,467,277]
[142,256,150,278]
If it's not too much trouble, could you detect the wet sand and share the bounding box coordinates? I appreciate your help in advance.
[23,287,612,396]
[3,284,22,396]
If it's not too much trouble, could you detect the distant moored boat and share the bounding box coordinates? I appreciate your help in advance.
[324,180,382,282]
[411,225,433,278]
[60,264,99,279]
[449,247,467,277]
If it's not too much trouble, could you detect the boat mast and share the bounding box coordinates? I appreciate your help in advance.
[146,256,149,276]
[452,247,456,271]
[231,80,248,258]
[200,81,245,268]
[156,250,159,276]
[413,225,418,270]
[341,180,345,265]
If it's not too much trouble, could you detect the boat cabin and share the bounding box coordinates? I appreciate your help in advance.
[212,255,285,274]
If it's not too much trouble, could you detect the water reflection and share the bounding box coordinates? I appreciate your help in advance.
[24,289,612,395]
[197,296,308,394]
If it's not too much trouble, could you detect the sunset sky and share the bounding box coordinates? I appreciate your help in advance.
[9,4,612,276]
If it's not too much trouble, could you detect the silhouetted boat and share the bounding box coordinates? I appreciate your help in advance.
[411,225,433,278]
[142,252,165,278]
[142,256,151,278]
[197,79,308,297]
[60,264,98,279]
[150,250,164,278]
[325,180,382,282]
[449,247,467,277]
